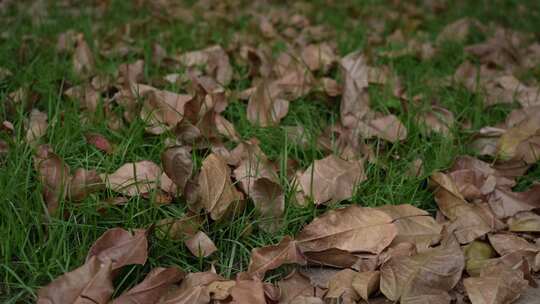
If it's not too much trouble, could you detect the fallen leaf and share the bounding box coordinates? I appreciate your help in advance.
[437,17,480,43]
[37,257,113,304]
[246,236,306,279]
[380,244,465,304]
[352,271,380,301]
[68,168,103,201]
[247,80,289,127]
[34,145,70,214]
[197,153,243,220]
[102,160,161,196]
[155,215,202,240]
[86,228,148,271]
[207,280,235,300]
[301,43,336,72]
[73,33,95,77]
[325,269,360,304]
[185,231,217,258]
[26,109,48,144]
[85,133,113,154]
[358,114,408,142]
[298,155,366,205]
[417,106,455,136]
[487,185,540,219]
[161,146,193,193]
[112,267,185,304]
[230,279,266,304]
[139,85,193,135]
[340,51,370,128]
[277,271,324,303]
[250,177,285,233]
[158,270,222,304]
[464,264,528,304]
[508,211,540,232]
[488,233,539,257]
[377,204,442,250]
[296,205,397,254]
[176,45,232,86]
[463,241,497,276]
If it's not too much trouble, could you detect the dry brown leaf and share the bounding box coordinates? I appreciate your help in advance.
[230,279,267,304]
[176,45,232,86]
[34,145,70,214]
[112,267,185,304]
[358,114,408,142]
[325,269,360,304]
[296,205,397,254]
[85,133,113,154]
[301,43,336,72]
[118,60,145,87]
[197,153,243,220]
[277,271,324,303]
[246,236,306,279]
[431,172,494,243]
[352,271,380,301]
[464,241,497,277]
[207,280,235,300]
[437,18,480,43]
[26,109,48,144]
[68,168,104,201]
[488,185,540,219]
[185,231,217,258]
[298,155,366,205]
[340,51,370,128]
[161,146,193,193]
[321,77,342,96]
[377,204,442,250]
[464,264,528,304]
[86,228,148,271]
[139,85,193,135]
[417,106,455,136]
[156,215,202,240]
[214,114,240,142]
[380,243,465,304]
[508,211,540,232]
[158,270,222,304]
[73,33,95,77]
[488,233,539,257]
[250,177,285,233]
[37,257,113,304]
[247,80,289,127]
[103,160,161,197]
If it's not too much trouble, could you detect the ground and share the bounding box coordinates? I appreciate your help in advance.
[1,0,540,303]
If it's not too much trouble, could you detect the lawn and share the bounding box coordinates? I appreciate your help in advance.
[1,0,540,303]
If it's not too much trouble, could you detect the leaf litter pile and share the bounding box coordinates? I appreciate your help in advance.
[2,1,540,303]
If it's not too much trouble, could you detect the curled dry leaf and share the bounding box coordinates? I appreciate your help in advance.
[246,236,306,279]
[230,279,267,304]
[176,45,232,86]
[508,211,540,232]
[86,228,148,271]
[158,270,222,303]
[73,33,95,77]
[85,133,113,154]
[340,51,370,128]
[296,205,397,254]
[380,243,465,304]
[377,204,442,250]
[325,269,360,304]
[26,109,48,144]
[298,155,366,205]
[277,271,324,303]
[139,85,193,135]
[247,80,289,127]
[112,267,185,304]
[185,231,217,258]
[102,160,161,197]
[358,114,408,142]
[464,264,528,304]
[488,184,540,219]
[34,145,70,214]
[352,271,380,301]
[161,146,193,193]
[68,168,104,201]
[250,177,285,233]
[37,257,113,304]
[431,172,495,244]
[197,153,243,220]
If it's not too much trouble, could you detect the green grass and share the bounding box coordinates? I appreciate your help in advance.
[1,0,539,302]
